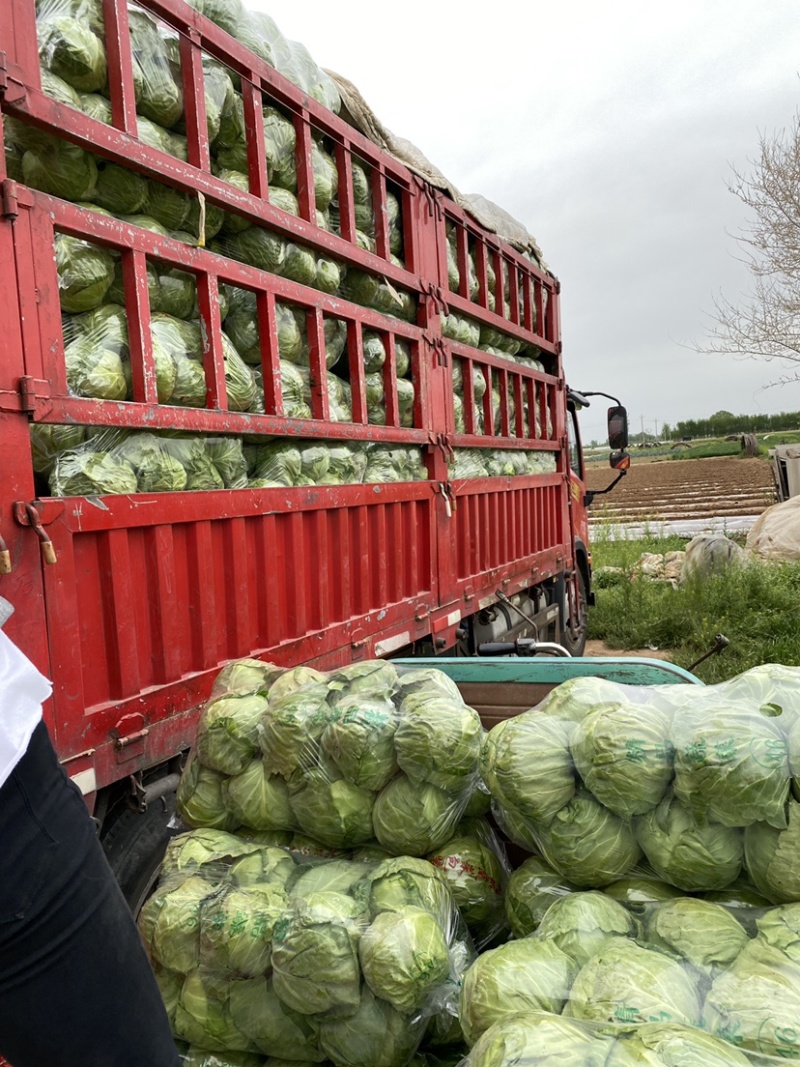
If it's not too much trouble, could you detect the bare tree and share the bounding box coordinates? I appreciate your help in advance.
[703,112,800,378]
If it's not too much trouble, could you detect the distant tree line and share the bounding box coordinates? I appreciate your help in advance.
[661,410,800,440]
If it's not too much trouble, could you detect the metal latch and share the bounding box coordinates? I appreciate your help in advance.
[420,280,449,317]
[14,502,57,564]
[435,481,457,517]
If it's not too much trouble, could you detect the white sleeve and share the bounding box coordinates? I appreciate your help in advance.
[0,629,54,789]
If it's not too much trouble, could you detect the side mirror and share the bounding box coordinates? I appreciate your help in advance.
[608,406,629,450]
[610,450,631,471]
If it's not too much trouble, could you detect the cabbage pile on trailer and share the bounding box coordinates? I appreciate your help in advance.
[5,0,558,501]
[157,658,800,1066]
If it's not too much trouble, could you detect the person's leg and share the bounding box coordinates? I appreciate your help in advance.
[0,722,181,1067]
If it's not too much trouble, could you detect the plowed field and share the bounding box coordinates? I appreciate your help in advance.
[585,456,776,525]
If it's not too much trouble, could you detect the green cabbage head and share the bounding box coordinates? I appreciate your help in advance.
[222,761,293,832]
[536,890,639,968]
[196,692,269,775]
[636,793,742,891]
[744,799,800,903]
[199,882,287,977]
[138,874,212,973]
[177,760,239,831]
[571,702,674,817]
[458,940,577,1045]
[644,898,748,977]
[175,972,254,1054]
[395,693,482,793]
[535,789,641,887]
[504,856,575,938]
[319,987,427,1067]
[321,696,399,791]
[358,905,450,1015]
[605,1022,753,1067]
[228,975,323,1061]
[372,774,460,856]
[462,1011,614,1067]
[564,940,702,1027]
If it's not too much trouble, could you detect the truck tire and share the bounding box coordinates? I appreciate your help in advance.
[102,793,177,916]
[560,569,588,657]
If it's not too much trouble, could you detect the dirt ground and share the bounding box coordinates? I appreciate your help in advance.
[585,456,776,523]
[584,639,673,661]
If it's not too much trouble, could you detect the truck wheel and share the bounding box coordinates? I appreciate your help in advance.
[560,570,588,657]
[102,793,177,917]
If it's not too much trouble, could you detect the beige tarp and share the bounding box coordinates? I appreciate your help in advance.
[746,497,800,562]
[327,71,547,269]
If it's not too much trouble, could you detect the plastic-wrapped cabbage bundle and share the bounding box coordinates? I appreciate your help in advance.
[458,1012,615,1067]
[55,233,115,312]
[176,659,480,855]
[534,890,640,969]
[30,424,87,478]
[745,798,800,904]
[50,438,138,496]
[366,377,415,428]
[458,940,577,1044]
[21,128,98,201]
[606,1022,754,1067]
[504,856,575,939]
[441,315,480,348]
[146,834,468,1067]
[642,897,748,980]
[363,446,427,485]
[426,819,508,948]
[673,702,790,829]
[185,0,243,36]
[205,438,248,489]
[450,450,489,480]
[37,0,107,93]
[128,7,183,129]
[703,939,800,1059]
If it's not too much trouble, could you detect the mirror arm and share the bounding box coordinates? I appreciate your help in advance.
[584,468,628,507]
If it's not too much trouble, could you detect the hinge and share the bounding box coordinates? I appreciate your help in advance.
[420,280,449,317]
[0,52,8,94]
[18,376,51,414]
[2,179,19,219]
[0,55,26,105]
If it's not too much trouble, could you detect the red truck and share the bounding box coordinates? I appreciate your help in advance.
[0,0,628,908]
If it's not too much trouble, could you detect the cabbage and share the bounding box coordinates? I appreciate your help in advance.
[606,1022,753,1066]
[289,860,370,901]
[372,775,459,856]
[535,790,641,887]
[394,669,463,705]
[357,856,451,923]
[536,891,638,968]
[38,12,107,92]
[644,898,748,976]
[744,798,800,903]
[270,892,364,1017]
[755,903,800,964]
[703,941,800,1058]
[571,702,674,817]
[138,874,211,973]
[205,438,248,489]
[603,878,683,906]
[458,940,577,1045]
[268,667,327,702]
[199,882,287,977]
[358,905,450,1014]
[50,449,138,497]
[222,761,293,831]
[504,856,575,938]
[319,987,426,1067]
[636,793,743,892]
[177,759,239,831]
[228,975,323,1060]
[320,696,399,791]
[196,692,269,775]
[426,823,506,945]
[228,845,295,889]
[287,771,375,849]
[128,9,183,129]
[116,434,187,493]
[210,657,276,699]
[480,711,575,822]
[673,704,790,828]
[182,1048,264,1067]
[160,828,267,880]
[564,940,703,1027]
[462,1011,614,1067]
[55,234,115,312]
[395,693,482,792]
[260,684,336,777]
[228,226,286,274]
[30,424,86,476]
[175,972,253,1053]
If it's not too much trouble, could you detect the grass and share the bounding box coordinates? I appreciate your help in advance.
[588,529,800,682]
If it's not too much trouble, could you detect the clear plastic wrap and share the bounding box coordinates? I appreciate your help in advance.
[482,666,800,898]
[176,660,482,856]
[140,829,472,1067]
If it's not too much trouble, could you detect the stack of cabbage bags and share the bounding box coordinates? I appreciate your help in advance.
[177,660,487,860]
[140,827,473,1066]
[456,883,800,1065]
[31,424,429,496]
[481,665,800,899]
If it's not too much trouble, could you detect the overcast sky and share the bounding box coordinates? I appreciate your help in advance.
[251,0,800,443]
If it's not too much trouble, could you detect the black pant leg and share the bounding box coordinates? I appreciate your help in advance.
[0,722,181,1067]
